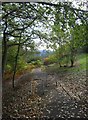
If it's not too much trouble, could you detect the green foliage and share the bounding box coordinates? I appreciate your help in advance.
[29,60,43,67]
[17,57,28,71]
[6,46,27,72]
[45,53,87,74]
[6,64,12,72]
[54,43,71,66]
[70,24,87,49]
[44,55,57,65]
[27,56,41,63]
[2,2,87,78]
[6,46,17,71]
[77,53,87,71]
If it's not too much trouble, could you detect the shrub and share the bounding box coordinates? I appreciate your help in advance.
[30,60,43,67]
[44,55,57,65]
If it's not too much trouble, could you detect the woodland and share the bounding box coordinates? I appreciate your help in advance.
[1,1,88,119]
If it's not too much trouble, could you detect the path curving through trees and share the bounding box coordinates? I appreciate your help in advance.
[3,67,87,119]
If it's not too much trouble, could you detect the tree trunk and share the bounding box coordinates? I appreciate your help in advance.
[70,59,74,67]
[2,20,8,77]
[70,50,75,67]
[12,36,21,88]
[59,63,62,67]
[2,39,7,77]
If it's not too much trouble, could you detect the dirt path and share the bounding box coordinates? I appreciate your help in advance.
[2,67,87,119]
[31,68,87,118]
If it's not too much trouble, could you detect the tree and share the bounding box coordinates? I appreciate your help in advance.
[2,2,51,88]
[42,1,88,67]
[2,1,88,87]
[2,2,46,77]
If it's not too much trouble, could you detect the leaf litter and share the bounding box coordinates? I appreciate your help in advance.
[3,68,87,119]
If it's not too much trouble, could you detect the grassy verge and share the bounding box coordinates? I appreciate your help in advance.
[44,53,88,74]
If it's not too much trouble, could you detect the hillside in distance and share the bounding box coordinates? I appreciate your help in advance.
[38,49,53,57]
